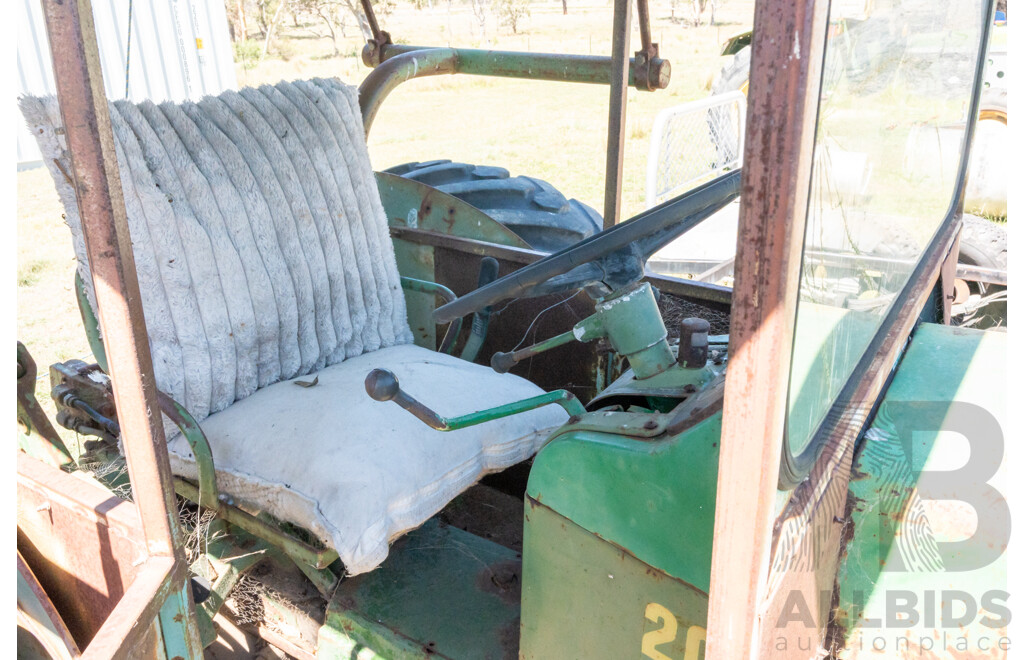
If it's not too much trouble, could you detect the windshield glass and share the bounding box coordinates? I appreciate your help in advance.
[786,0,989,457]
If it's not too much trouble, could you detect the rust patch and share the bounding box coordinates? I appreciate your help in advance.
[417,192,434,228]
[644,566,666,582]
[476,559,522,606]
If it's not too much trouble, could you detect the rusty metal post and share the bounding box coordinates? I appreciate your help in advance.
[39,0,201,654]
[602,0,632,229]
[704,0,829,656]
[636,0,652,54]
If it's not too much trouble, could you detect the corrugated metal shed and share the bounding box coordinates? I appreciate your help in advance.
[17,0,237,165]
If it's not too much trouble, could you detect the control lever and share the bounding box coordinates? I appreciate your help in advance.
[460,257,500,363]
[490,314,605,374]
[364,368,586,431]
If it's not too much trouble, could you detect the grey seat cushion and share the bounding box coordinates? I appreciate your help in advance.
[21,79,411,424]
[168,343,567,575]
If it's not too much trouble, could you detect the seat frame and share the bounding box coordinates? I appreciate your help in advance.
[75,271,471,569]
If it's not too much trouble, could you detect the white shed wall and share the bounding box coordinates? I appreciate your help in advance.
[17,0,238,165]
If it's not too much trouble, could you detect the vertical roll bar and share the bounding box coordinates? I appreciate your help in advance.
[704,0,829,656]
[39,0,202,655]
[603,0,632,229]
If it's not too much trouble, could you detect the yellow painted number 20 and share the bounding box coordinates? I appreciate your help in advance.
[641,602,706,660]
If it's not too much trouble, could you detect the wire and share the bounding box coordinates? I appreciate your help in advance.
[511,290,582,352]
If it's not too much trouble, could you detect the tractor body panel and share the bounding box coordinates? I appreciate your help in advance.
[318,519,522,659]
[833,323,1008,656]
[520,501,709,659]
[518,413,722,658]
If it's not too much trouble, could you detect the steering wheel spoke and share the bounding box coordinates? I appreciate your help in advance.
[432,169,741,324]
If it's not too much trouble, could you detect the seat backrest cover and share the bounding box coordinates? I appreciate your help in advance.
[21,79,413,425]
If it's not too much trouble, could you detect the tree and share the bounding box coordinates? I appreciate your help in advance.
[497,0,529,34]
[261,0,286,54]
[293,0,343,55]
[290,0,380,54]
[470,0,490,41]
[690,0,716,26]
[227,0,248,41]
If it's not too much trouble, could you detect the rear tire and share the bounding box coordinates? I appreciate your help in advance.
[956,215,1007,328]
[386,160,602,252]
[959,214,1006,271]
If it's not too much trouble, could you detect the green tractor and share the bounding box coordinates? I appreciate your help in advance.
[16,0,1008,657]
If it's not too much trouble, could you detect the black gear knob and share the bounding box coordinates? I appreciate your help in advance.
[490,351,518,374]
[678,317,711,369]
[365,368,400,401]
[365,368,449,430]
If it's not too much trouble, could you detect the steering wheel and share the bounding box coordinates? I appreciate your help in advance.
[433,170,742,324]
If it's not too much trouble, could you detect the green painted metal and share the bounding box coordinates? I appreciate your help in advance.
[359,49,460,134]
[378,172,530,248]
[399,276,457,301]
[720,30,753,56]
[16,342,74,470]
[370,44,671,91]
[833,324,1007,656]
[426,389,585,431]
[400,276,462,354]
[520,501,709,659]
[378,171,529,351]
[555,409,673,438]
[526,411,722,593]
[173,478,339,570]
[491,315,601,373]
[189,522,271,646]
[496,282,680,384]
[75,271,109,372]
[160,394,219,509]
[319,519,522,659]
[592,282,675,379]
[158,581,204,660]
[394,241,438,348]
[588,361,724,410]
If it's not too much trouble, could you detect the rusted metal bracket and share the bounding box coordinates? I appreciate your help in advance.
[16,342,75,470]
[358,0,392,67]
[50,359,120,444]
[631,43,669,92]
[631,0,669,92]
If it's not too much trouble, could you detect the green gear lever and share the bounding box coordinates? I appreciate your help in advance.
[364,368,586,431]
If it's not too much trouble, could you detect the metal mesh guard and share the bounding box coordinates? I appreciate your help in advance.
[646,91,747,208]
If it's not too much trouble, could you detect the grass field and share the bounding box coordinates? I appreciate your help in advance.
[16,0,754,417]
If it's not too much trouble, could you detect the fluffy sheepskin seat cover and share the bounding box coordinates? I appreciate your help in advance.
[21,80,567,575]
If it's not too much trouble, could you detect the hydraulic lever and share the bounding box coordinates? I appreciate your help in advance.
[490,281,676,380]
[364,368,586,430]
[491,315,604,374]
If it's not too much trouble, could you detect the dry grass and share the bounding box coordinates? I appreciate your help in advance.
[16,0,754,411]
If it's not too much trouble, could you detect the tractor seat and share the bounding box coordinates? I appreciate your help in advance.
[167,343,563,575]
[20,79,566,576]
